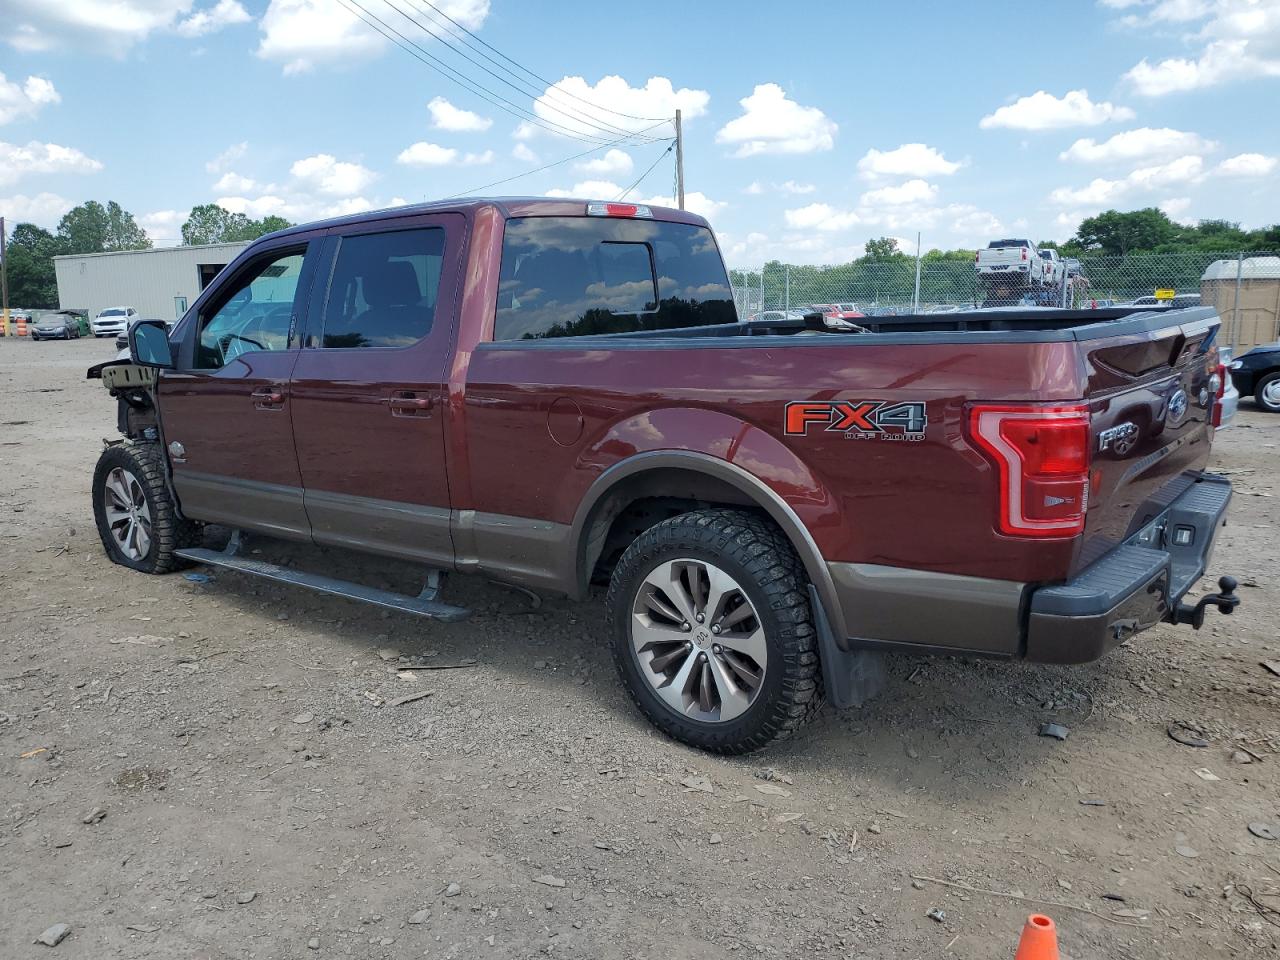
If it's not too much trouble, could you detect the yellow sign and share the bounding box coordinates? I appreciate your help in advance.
[1154,288,1176,300]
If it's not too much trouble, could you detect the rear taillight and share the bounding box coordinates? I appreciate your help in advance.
[1212,362,1228,427]
[969,404,1091,538]
[1021,248,1028,261]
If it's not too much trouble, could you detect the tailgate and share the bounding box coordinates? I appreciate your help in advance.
[1076,308,1222,573]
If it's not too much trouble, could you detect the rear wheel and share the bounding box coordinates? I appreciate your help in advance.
[606,509,823,754]
[1256,372,1280,413]
[92,443,199,573]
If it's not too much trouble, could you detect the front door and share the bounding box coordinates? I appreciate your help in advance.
[288,215,464,566]
[158,239,318,539]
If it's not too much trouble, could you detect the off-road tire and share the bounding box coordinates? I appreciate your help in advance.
[606,509,824,753]
[92,442,200,574]
[1255,371,1280,413]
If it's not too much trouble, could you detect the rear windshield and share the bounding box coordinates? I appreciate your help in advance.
[494,217,736,340]
[988,239,1030,249]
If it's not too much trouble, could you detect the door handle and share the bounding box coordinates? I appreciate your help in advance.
[251,385,286,408]
[379,393,434,414]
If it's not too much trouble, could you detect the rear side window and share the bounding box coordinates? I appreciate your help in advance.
[494,217,736,340]
[320,228,445,349]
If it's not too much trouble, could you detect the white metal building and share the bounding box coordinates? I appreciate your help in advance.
[54,242,250,323]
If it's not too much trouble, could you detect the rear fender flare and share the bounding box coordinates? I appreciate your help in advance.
[568,418,848,641]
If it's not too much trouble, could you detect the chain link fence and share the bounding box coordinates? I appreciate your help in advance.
[729,250,1280,352]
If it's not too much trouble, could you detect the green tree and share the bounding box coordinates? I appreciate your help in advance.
[3,223,62,308]
[180,204,294,245]
[1070,208,1177,255]
[56,200,151,254]
[863,236,901,261]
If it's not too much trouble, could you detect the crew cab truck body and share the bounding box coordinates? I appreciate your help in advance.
[94,198,1240,753]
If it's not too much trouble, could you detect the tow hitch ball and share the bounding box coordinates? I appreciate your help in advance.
[1174,575,1241,630]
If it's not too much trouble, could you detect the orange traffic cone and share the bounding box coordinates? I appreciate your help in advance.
[1014,914,1059,960]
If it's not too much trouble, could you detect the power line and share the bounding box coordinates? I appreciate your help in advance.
[384,0,661,142]
[445,123,671,198]
[335,0,640,145]
[617,141,675,201]
[410,0,670,125]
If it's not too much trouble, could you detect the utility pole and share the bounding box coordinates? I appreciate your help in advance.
[911,231,922,313]
[0,216,9,336]
[674,109,685,211]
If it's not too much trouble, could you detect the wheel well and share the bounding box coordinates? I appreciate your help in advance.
[581,468,763,586]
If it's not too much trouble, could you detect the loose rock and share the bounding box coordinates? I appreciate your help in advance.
[443,882,462,897]
[236,891,257,905]
[34,923,71,946]
[407,909,431,924]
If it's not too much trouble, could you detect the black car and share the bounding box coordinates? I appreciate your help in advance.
[1230,342,1280,413]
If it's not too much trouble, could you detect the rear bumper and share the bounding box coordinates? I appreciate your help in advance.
[823,474,1234,664]
[1024,474,1232,663]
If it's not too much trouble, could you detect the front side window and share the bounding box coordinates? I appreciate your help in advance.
[319,228,445,349]
[494,217,736,340]
[196,249,306,369]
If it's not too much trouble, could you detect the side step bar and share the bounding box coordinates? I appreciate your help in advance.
[175,532,469,622]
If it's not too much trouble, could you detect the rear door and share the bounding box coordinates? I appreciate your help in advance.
[1076,308,1222,570]
[158,237,319,538]
[288,214,465,566]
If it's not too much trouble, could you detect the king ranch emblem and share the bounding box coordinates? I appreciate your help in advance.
[784,400,928,441]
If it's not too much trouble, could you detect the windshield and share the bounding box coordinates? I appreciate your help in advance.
[99,309,125,317]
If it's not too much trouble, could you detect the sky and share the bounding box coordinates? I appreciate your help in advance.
[2,0,1279,265]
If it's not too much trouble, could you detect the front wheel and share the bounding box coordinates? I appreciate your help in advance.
[92,443,199,573]
[606,509,823,754]
[1256,372,1280,413]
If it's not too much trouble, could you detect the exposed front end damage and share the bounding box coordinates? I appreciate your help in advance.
[86,360,161,442]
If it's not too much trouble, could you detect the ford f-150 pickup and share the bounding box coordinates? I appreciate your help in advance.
[89,198,1240,753]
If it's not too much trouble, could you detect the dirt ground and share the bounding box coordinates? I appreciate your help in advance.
[2,334,1278,960]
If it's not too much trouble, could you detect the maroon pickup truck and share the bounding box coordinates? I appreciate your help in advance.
[90,198,1240,753]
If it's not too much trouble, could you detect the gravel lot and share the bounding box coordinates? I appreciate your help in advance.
[2,335,1278,959]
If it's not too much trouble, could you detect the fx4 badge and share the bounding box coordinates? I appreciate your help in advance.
[784,400,927,441]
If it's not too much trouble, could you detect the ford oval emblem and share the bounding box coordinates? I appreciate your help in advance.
[1166,388,1189,427]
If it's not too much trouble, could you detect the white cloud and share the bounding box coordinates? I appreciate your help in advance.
[0,191,72,227]
[576,149,633,175]
[716,83,836,157]
[289,153,375,195]
[0,140,103,186]
[531,75,703,139]
[176,0,250,38]
[206,140,247,173]
[0,73,60,125]
[258,0,490,74]
[1214,152,1277,177]
[784,203,862,232]
[545,179,626,199]
[1048,154,1205,205]
[427,96,492,133]
[979,89,1135,130]
[512,120,538,141]
[139,208,185,244]
[1119,2,1280,95]
[633,191,725,221]
[1060,127,1217,163]
[398,142,457,167]
[212,170,256,193]
[856,143,961,180]
[2,0,189,54]
[463,149,494,166]
[1159,196,1192,218]
[512,143,538,163]
[743,180,815,195]
[858,179,938,206]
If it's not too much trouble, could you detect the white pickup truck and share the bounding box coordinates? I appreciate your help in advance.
[1037,248,1065,286]
[975,239,1048,282]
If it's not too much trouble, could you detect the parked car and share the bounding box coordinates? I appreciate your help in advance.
[30,311,83,340]
[1216,347,1239,427]
[1063,257,1083,278]
[1229,341,1280,412]
[58,309,92,336]
[88,197,1240,754]
[91,306,139,338]
[1037,248,1065,286]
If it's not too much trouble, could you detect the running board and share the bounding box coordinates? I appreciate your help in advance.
[175,539,469,622]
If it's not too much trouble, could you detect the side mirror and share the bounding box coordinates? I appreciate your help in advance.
[129,320,174,368]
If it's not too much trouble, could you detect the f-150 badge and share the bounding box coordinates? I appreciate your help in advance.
[784,400,927,440]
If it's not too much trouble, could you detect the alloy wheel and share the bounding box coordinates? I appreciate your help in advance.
[630,558,767,723]
[103,466,152,561]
